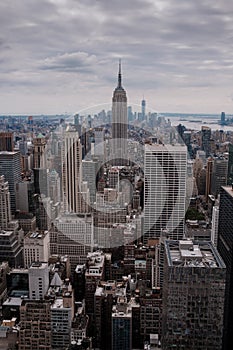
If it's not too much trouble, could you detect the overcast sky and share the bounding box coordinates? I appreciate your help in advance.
[1,0,233,115]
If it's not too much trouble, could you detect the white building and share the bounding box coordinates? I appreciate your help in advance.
[143,143,187,243]
[29,262,49,300]
[24,231,50,268]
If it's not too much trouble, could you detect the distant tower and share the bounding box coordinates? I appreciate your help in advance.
[112,60,128,164]
[62,125,83,213]
[141,98,146,119]
[221,111,226,125]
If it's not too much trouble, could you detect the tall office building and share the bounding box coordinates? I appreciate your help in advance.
[32,133,46,169]
[112,297,132,350]
[162,240,226,349]
[0,151,21,213]
[111,61,128,164]
[211,156,228,197]
[227,143,233,185]
[143,144,187,243]
[201,126,211,157]
[217,186,233,349]
[0,175,12,230]
[62,125,83,213]
[0,132,14,151]
[82,160,98,203]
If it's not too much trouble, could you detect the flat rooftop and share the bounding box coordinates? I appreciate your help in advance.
[145,143,187,152]
[165,240,226,268]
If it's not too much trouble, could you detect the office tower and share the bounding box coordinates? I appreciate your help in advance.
[73,264,86,302]
[50,214,93,271]
[16,181,35,213]
[0,151,21,213]
[0,175,12,230]
[0,230,23,268]
[32,133,46,168]
[19,300,51,350]
[162,240,226,350]
[74,113,81,134]
[183,130,192,157]
[143,144,187,243]
[205,157,213,199]
[24,231,50,268]
[47,169,61,204]
[217,186,233,349]
[227,143,233,185]
[0,132,14,151]
[85,252,105,316]
[62,125,82,213]
[33,168,48,196]
[211,156,228,197]
[82,160,98,203]
[94,127,105,157]
[28,262,49,300]
[35,196,53,231]
[112,297,132,350]
[201,126,211,157]
[112,61,128,164]
[221,111,226,125]
[51,292,73,349]
[211,204,219,246]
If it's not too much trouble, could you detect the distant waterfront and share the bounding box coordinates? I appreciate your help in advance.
[162,113,233,132]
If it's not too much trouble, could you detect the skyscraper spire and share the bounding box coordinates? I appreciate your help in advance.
[118,59,122,88]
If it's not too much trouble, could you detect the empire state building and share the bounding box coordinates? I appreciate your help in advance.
[111,61,128,164]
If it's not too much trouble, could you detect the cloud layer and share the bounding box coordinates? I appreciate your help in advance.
[0,0,233,114]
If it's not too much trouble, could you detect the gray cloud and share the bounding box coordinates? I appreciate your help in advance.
[0,0,232,113]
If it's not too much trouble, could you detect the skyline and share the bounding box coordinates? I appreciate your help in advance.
[1,0,233,114]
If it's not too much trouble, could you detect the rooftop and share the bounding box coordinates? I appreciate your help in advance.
[165,240,225,268]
